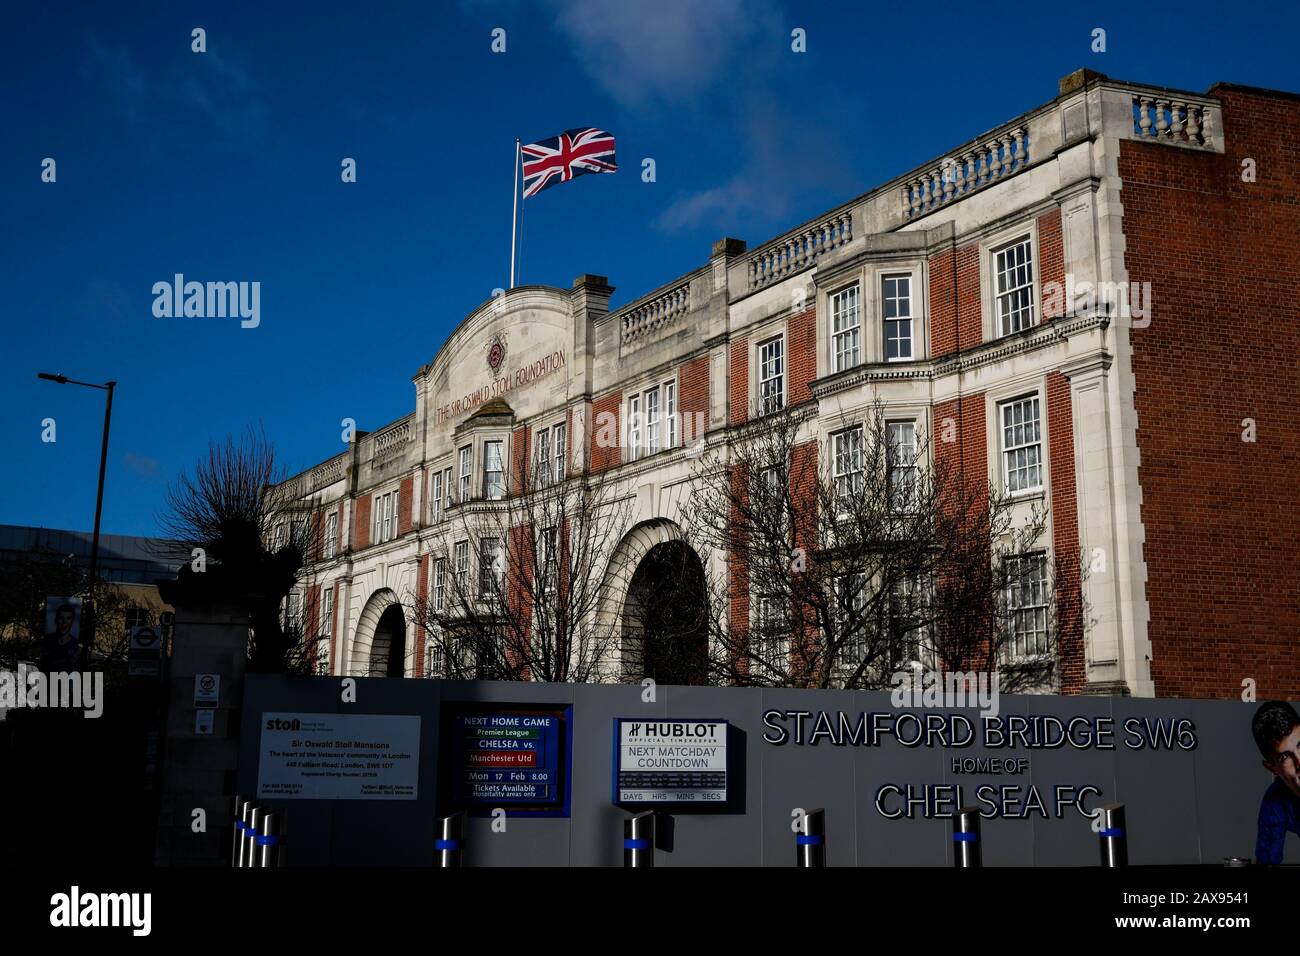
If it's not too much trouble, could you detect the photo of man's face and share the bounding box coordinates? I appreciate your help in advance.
[1264,725,1300,798]
[55,607,75,637]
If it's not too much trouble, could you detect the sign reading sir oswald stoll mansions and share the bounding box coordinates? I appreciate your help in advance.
[257,713,420,800]
[614,719,729,806]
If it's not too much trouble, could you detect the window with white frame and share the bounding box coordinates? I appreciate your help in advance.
[882,274,914,361]
[534,427,551,487]
[645,387,661,455]
[427,641,446,679]
[1000,395,1043,494]
[458,446,472,503]
[433,558,446,611]
[429,471,443,524]
[271,522,286,552]
[453,540,470,593]
[831,284,861,372]
[479,537,503,597]
[627,394,642,461]
[373,490,399,543]
[537,526,558,595]
[665,383,677,449]
[994,237,1035,336]
[888,574,931,668]
[835,573,868,666]
[552,422,566,482]
[752,595,789,677]
[283,590,302,634]
[323,512,338,559]
[832,426,864,500]
[319,587,334,671]
[1005,553,1050,657]
[483,440,505,500]
[886,421,918,511]
[758,336,785,416]
[443,466,453,510]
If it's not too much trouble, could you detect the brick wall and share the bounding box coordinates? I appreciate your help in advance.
[353,495,371,551]
[590,391,621,472]
[1047,371,1085,693]
[1037,207,1065,320]
[398,476,414,536]
[788,307,817,406]
[729,338,749,424]
[680,354,710,446]
[1119,86,1300,699]
[929,242,981,358]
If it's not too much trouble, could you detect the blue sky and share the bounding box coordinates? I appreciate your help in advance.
[2,0,1296,538]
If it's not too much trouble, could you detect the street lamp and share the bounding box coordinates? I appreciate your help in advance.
[38,372,116,666]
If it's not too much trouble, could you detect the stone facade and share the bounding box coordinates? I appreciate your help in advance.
[272,70,1299,700]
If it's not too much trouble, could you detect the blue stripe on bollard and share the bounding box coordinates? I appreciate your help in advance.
[796,834,824,845]
[235,821,246,831]
[1100,827,1125,838]
[953,832,978,842]
[256,835,286,846]
[436,839,461,851]
[624,839,649,850]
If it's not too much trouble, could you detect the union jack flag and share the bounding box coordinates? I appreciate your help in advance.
[521,128,617,199]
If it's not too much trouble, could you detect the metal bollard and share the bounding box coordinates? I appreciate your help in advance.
[257,809,288,868]
[623,811,656,867]
[231,795,250,868]
[796,808,826,867]
[953,806,982,868]
[436,812,466,868]
[1097,804,1128,867]
[237,801,258,868]
[243,805,265,869]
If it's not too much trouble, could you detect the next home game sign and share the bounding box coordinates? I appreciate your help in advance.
[445,705,572,816]
[615,719,729,806]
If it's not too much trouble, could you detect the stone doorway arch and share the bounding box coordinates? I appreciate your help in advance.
[352,588,408,677]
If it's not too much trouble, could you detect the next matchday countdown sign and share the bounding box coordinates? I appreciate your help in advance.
[614,719,729,806]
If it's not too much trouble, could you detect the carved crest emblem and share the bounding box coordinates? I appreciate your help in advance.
[486,332,508,374]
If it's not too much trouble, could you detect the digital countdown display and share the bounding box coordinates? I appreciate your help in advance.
[613,718,729,807]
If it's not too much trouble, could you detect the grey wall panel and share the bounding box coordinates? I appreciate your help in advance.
[236,675,1276,867]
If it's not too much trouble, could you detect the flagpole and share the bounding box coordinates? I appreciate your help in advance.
[510,138,520,289]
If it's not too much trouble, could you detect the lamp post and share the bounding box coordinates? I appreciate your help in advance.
[38,372,116,666]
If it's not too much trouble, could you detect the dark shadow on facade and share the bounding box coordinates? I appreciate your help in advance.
[623,541,709,685]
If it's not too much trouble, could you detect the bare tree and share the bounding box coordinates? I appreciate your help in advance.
[679,401,1064,691]
[414,449,634,683]
[157,428,324,674]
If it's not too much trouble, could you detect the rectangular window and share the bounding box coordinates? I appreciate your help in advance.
[758,337,785,416]
[479,537,502,598]
[384,492,396,541]
[752,596,789,678]
[433,558,446,612]
[553,422,566,481]
[125,606,151,631]
[454,540,470,593]
[324,512,338,559]
[429,471,443,524]
[645,387,661,455]
[458,446,472,503]
[994,237,1036,336]
[484,440,505,500]
[283,591,302,633]
[888,575,930,668]
[831,284,861,372]
[886,421,918,511]
[882,274,913,361]
[664,383,677,450]
[832,426,864,500]
[535,428,551,487]
[538,526,558,595]
[321,587,334,641]
[443,467,453,510]
[628,394,642,461]
[1000,395,1043,494]
[372,495,383,543]
[835,574,868,665]
[1006,553,1050,657]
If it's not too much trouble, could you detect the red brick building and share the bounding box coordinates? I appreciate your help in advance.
[277,70,1299,700]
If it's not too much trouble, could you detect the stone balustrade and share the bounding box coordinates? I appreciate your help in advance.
[901,124,1031,221]
[748,211,854,290]
[620,281,691,342]
[312,455,345,489]
[1131,94,1214,147]
[371,418,412,463]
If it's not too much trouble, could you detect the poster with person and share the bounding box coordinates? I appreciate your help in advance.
[42,596,82,671]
